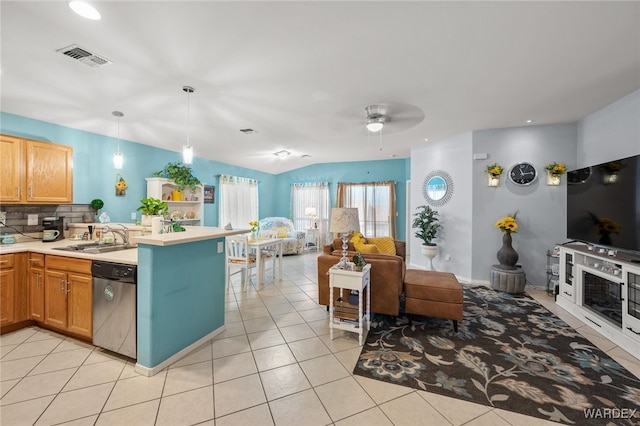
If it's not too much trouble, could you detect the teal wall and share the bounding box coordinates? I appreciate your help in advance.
[137,238,226,369]
[1,112,410,238]
[276,159,410,240]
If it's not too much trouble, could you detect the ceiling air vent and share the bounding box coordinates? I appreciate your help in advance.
[56,44,112,68]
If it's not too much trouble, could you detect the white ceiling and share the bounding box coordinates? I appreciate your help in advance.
[1,1,639,174]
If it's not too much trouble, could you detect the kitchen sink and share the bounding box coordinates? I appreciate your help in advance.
[53,243,137,254]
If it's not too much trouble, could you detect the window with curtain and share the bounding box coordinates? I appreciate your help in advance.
[291,182,330,242]
[336,181,396,238]
[218,175,259,229]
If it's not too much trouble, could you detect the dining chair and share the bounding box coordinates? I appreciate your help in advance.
[257,230,279,278]
[225,235,259,287]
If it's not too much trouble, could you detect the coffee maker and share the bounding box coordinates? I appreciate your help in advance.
[42,216,64,242]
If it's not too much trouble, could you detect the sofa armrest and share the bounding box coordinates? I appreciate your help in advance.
[292,230,305,240]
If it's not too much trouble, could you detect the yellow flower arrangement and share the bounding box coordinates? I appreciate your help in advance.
[249,220,259,232]
[495,212,518,234]
[544,162,567,176]
[486,163,504,177]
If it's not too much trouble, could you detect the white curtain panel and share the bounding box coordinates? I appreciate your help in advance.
[291,182,330,244]
[219,175,259,229]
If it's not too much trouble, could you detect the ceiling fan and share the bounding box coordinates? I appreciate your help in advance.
[331,102,425,137]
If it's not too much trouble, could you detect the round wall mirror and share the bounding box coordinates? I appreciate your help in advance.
[422,170,454,207]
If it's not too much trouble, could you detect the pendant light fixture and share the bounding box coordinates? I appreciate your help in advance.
[182,85,195,165]
[112,111,124,169]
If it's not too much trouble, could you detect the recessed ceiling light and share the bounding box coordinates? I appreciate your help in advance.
[68,1,101,20]
[424,138,429,142]
[525,119,533,124]
[274,150,290,158]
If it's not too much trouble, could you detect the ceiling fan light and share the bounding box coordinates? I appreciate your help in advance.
[366,121,384,132]
[182,144,194,165]
[113,151,124,169]
[68,1,101,20]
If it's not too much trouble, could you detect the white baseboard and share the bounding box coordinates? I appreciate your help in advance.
[134,325,226,377]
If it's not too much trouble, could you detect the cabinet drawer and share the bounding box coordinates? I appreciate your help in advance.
[46,255,91,275]
[29,252,45,268]
[0,254,15,269]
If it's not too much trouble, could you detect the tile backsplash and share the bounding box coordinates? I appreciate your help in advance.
[0,204,94,234]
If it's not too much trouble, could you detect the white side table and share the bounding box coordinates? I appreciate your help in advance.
[328,263,371,345]
[306,228,320,252]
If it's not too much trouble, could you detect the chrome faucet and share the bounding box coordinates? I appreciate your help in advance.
[102,224,129,245]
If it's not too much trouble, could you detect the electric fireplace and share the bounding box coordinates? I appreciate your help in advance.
[581,267,623,327]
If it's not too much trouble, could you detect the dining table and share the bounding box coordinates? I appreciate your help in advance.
[248,237,284,286]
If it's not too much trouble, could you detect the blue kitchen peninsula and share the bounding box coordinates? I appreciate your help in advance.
[131,227,246,376]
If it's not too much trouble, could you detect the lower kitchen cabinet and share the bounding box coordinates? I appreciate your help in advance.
[44,255,92,338]
[1,254,16,325]
[0,253,28,329]
[29,253,45,322]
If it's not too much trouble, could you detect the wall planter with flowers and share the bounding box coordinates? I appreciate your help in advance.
[544,162,567,186]
[495,212,519,270]
[486,163,504,187]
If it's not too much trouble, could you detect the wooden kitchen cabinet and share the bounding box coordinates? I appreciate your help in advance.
[29,253,45,322]
[0,253,28,330]
[0,134,73,204]
[44,255,92,338]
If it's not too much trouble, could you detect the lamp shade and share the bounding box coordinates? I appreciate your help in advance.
[305,207,317,217]
[329,208,360,234]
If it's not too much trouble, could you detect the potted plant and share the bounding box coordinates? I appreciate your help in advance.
[137,197,168,225]
[412,205,441,268]
[87,199,104,222]
[153,162,202,194]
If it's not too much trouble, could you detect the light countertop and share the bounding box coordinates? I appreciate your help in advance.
[0,239,138,265]
[0,226,250,264]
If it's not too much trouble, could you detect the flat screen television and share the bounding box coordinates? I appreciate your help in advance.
[566,154,640,254]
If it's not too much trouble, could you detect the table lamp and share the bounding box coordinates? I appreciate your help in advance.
[305,207,317,228]
[329,207,360,268]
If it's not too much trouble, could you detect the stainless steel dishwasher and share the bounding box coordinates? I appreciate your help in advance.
[92,261,137,359]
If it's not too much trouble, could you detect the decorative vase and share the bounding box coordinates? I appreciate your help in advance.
[488,175,500,187]
[497,233,518,270]
[249,230,257,241]
[171,190,183,201]
[421,244,438,271]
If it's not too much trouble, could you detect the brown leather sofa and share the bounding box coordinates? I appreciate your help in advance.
[317,238,406,316]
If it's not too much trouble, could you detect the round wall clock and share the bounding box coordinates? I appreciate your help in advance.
[508,162,538,186]
[567,167,591,184]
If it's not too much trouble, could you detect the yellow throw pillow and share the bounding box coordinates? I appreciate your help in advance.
[357,243,380,254]
[350,232,379,254]
[350,232,365,245]
[273,227,288,238]
[367,237,396,255]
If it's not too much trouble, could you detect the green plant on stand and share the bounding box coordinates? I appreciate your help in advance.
[153,162,202,192]
[412,205,441,270]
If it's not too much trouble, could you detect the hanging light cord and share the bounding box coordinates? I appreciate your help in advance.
[186,88,191,145]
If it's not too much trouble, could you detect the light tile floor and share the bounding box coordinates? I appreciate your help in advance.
[1,252,639,425]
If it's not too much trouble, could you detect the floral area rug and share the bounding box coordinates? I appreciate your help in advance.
[353,285,640,425]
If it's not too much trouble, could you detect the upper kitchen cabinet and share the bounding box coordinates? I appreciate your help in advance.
[0,134,73,204]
